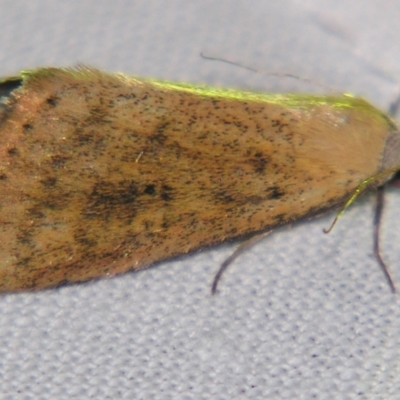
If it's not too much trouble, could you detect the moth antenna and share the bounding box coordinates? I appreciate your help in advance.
[324,167,400,235]
[200,52,340,95]
[212,231,272,295]
[323,184,366,234]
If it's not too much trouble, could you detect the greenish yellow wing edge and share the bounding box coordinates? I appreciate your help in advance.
[0,65,390,116]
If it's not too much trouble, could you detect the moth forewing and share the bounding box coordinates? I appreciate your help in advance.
[0,67,399,291]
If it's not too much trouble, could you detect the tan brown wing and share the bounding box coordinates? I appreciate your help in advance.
[0,67,398,291]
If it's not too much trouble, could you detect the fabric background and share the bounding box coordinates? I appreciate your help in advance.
[1,1,400,398]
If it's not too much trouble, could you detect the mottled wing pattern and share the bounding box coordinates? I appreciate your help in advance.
[0,68,396,291]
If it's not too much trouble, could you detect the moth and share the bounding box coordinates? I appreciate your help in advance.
[0,66,398,292]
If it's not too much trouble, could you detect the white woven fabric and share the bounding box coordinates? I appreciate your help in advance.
[1,1,400,398]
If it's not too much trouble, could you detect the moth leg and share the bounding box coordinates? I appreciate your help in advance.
[373,186,396,293]
[211,230,272,295]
